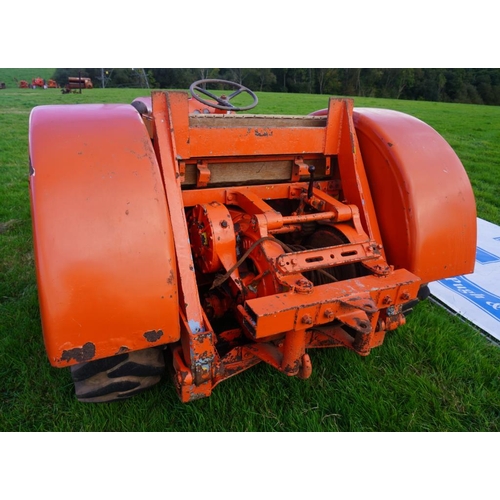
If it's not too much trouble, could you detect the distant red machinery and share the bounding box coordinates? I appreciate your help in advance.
[61,76,93,94]
[19,80,29,89]
[32,77,45,88]
[48,80,58,88]
[67,77,93,89]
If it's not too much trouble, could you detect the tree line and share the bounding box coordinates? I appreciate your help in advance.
[52,68,500,105]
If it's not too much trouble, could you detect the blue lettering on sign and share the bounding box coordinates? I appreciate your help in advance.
[476,246,500,264]
[439,276,500,321]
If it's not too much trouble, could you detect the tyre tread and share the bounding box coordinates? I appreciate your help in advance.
[70,348,165,403]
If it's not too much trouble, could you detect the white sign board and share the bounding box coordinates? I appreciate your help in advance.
[429,218,500,342]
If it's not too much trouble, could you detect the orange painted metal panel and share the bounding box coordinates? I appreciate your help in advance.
[151,91,216,388]
[151,92,208,333]
[243,269,421,338]
[353,108,477,283]
[29,104,180,367]
[183,126,328,158]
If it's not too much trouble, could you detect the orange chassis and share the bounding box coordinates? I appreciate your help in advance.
[29,87,476,402]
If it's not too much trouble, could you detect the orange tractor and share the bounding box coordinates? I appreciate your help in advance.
[28,80,476,403]
[32,77,45,88]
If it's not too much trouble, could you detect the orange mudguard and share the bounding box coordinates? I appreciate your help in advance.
[29,104,180,367]
[353,108,477,283]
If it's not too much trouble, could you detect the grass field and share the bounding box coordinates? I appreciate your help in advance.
[1,70,499,432]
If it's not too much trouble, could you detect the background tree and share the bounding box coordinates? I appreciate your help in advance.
[52,68,500,105]
[254,68,277,91]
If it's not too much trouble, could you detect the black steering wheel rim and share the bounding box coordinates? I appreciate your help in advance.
[189,79,258,111]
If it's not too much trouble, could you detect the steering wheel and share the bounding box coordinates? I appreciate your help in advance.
[189,79,258,111]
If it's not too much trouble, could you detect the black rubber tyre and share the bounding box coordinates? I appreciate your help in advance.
[70,348,166,403]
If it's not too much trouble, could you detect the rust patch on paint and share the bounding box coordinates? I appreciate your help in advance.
[61,342,95,363]
[167,270,175,285]
[254,128,272,137]
[144,329,164,342]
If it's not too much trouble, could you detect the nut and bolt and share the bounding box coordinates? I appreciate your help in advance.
[301,314,313,325]
[324,309,335,320]
[295,278,313,294]
[382,295,392,305]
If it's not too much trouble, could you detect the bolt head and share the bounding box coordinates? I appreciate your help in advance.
[301,314,313,325]
[324,309,334,319]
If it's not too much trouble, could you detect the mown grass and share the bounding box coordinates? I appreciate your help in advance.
[1,74,499,432]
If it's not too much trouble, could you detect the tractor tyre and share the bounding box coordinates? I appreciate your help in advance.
[70,348,166,403]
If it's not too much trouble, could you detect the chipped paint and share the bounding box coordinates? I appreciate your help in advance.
[167,269,175,285]
[61,342,95,363]
[144,329,164,342]
[188,319,204,334]
[254,128,273,137]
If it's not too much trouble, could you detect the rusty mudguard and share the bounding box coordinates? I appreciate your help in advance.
[353,108,477,283]
[29,104,180,367]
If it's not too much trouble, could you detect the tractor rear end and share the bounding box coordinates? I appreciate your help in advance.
[28,80,476,403]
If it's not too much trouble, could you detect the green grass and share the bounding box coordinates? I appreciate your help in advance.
[1,75,500,432]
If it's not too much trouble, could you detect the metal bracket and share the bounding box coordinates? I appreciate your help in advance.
[336,296,377,334]
[292,156,310,181]
[197,160,211,187]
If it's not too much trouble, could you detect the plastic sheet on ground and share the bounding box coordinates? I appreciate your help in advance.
[429,218,500,343]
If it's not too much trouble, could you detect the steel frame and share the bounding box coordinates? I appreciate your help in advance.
[151,91,421,401]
